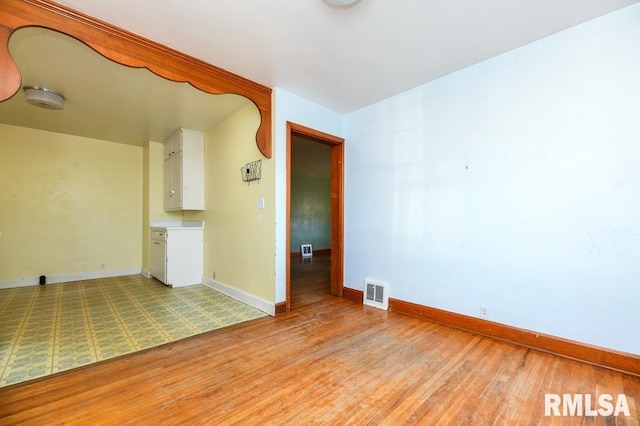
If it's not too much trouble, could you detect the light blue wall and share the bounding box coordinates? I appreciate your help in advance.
[273,88,344,302]
[344,4,640,354]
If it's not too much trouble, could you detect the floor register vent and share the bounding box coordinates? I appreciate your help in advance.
[363,279,389,311]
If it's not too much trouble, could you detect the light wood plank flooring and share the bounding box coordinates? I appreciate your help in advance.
[1,256,638,424]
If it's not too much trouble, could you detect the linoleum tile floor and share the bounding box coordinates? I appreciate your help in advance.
[0,275,267,387]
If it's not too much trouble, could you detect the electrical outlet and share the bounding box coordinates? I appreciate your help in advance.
[100,263,105,270]
[480,304,489,319]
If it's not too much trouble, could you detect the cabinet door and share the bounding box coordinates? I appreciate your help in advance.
[150,239,167,283]
[164,130,182,160]
[163,139,173,160]
[164,152,183,211]
[170,151,183,209]
[164,158,172,210]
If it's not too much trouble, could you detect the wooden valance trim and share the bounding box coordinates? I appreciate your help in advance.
[0,0,272,157]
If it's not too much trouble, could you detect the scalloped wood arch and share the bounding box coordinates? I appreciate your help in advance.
[0,0,272,158]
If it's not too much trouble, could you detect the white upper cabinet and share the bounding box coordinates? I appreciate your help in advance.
[164,128,204,211]
[164,131,183,160]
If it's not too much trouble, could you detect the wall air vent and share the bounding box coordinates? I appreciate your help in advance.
[363,279,389,311]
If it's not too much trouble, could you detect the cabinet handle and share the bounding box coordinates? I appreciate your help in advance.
[153,242,159,245]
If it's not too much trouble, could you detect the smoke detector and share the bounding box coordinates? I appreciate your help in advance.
[23,86,65,110]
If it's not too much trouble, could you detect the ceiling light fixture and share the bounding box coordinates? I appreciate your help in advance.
[323,0,361,7]
[23,86,65,110]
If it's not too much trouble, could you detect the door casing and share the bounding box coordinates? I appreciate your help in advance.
[286,122,344,312]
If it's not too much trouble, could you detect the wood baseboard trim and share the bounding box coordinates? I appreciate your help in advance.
[342,287,363,304]
[274,302,287,316]
[389,298,640,377]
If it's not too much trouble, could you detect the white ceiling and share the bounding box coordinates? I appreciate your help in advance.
[52,0,640,114]
[1,1,638,151]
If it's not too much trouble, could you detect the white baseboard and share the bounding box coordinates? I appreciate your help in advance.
[201,276,275,316]
[0,268,143,290]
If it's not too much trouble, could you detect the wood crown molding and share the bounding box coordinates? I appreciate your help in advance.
[0,0,272,157]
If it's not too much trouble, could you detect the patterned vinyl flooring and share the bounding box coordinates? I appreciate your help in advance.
[0,275,267,387]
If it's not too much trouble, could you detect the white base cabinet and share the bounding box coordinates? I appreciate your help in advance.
[150,227,203,287]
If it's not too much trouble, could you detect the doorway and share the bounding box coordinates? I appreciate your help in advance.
[286,122,344,312]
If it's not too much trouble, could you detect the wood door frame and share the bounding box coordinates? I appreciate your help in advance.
[286,122,344,312]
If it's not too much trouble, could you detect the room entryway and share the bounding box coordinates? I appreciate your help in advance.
[286,122,344,312]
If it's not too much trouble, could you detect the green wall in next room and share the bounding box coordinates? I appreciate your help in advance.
[290,174,331,253]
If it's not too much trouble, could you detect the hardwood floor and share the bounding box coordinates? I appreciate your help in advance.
[1,258,638,424]
[290,251,332,309]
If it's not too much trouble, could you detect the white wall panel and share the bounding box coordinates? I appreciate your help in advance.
[344,4,640,354]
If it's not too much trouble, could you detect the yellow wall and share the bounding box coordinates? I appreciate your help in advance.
[0,124,143,280]
[142,143,150,273]
[185,104,275,302]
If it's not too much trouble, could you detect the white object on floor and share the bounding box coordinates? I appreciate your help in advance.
[301,244,313,258]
